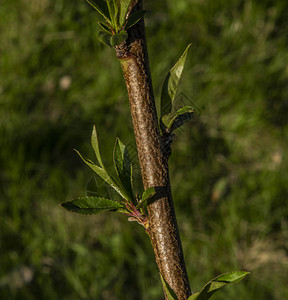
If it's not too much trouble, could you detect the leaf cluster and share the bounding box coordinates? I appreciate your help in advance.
[86,0,145,47]
[157,44,196,153]
[61,126,155,228]
[159,44,194,134]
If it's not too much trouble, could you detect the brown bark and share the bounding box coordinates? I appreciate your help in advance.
[115,1,191,299]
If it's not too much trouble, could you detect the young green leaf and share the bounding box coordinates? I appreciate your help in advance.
[188,271,250,300]
[105,0,114,19]
[75,150,128,200]
[160,274,178,300]
[60,196,124,215]
[98,30,112,47]
[91,125,106,168]
[110,30,128,46]
[125,10,146,30]
[112,0,120,27]
[98,21,112,34]
[105,0,119,29]
[119,0,133,26]
[86,175,124,205]
[161,106,193,132]
[113,138,133,201]
[160,44,192,117]
[91,125,105,170]
[86,0,110,22]
[137,187,156,208]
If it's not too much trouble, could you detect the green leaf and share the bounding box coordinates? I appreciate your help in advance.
[188,293,200,300]
[214,272,249,283]
[106,0,114,20]
[125,10,146,30]
[86,176,124,205]
[110,30,128,46]
[161,106,193,132]
[113,138,133,201]
[105,0,119,29]
[98,30,112,47]
[119,0,133,26]
[160,274,178,300]
[86,0,110,21]
[60,196,124,215]
[91,125,105,168]
[137,187,156,208]
[188,271,250,300]
[98,21,112,34]
[160,44,192,116]
[75,150,128,200]
[112,0,120,27]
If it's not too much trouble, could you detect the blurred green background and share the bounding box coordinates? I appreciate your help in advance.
[1,0,288,299]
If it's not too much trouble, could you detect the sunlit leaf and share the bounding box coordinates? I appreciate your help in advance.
[112,0,120,26]
[98,30,112,47]
[105,0,119,29]
[113,138,133,201]
[161,106,193,132]
[86,175,124,205]
[160,274,178,300]
[160,44,192,116]
[119,0,133,26]
[188,271,250,300]
[75,150,128,200]
[213,272,249,284]
[110,30,128,46]
[91,125,105,168]
[125,10,146,30]
[137,187,156,208]
[106,0,114,20]
[60,196,124,215]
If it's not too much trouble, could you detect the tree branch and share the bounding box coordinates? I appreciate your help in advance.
[115,1,191,299]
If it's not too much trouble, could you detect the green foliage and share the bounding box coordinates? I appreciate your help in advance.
[61,196,125,214]
[119,0,132,26]
[1,0,288,299]
[98,30,112,47]
[61,126,153,231]
[98,21,111,33]
[159,44,194,135]
[188,272,250,300]
[160,44,192,116]
[160,274,178,300]
[86,0,110,21]
[77,126,132,202]
[113,137,134,202]
[160,272,249,300]
[75,149,128,200]
[91,125,105,168]
[136,187,156,209]
[63,127,141,215]
[110,30,128,46]
[161,106,194,132]
[86,0,145,46]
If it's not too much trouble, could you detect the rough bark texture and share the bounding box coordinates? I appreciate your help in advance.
[115,1,191,299]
